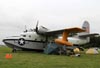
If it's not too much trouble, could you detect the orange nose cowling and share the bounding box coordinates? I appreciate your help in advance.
[55,39,73,46]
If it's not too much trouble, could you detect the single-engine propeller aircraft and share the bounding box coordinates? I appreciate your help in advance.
[3,21,99,53]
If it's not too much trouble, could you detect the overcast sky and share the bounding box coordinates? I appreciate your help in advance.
[0,0,100,45]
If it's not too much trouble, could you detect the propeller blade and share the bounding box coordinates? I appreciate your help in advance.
[35,20,39,33]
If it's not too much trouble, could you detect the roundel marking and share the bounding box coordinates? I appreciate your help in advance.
[18,38,25,46]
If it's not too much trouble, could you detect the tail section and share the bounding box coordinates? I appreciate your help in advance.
[82,21,90,33]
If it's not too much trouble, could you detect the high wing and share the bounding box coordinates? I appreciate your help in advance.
[37,27,85,46]
[43,27,85,36]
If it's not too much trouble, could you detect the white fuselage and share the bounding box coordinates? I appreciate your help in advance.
[3,30,89,50]
[3,31,54,50]
[68,37,89,45]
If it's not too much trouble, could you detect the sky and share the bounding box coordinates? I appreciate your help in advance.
[0,0,100,45]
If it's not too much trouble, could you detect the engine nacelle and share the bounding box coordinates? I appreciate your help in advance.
[38,26,49,34]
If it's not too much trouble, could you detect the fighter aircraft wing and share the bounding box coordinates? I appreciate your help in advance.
[43,27,85,36]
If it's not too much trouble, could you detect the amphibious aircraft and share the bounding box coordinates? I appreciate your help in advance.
[3,21,98,52]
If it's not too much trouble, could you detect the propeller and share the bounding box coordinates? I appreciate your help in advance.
[35,20,39,33]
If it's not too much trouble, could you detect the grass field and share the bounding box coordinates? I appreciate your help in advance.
[0,46,100,68]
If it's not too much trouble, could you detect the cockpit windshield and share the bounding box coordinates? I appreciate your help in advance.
[24,29,34,33]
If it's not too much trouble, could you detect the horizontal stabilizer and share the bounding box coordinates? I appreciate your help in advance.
[79,33,99,38]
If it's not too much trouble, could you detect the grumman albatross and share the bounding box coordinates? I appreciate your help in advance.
[3,21,99,52]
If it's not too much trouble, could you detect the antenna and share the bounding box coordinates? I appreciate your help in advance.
[24,25,27,32]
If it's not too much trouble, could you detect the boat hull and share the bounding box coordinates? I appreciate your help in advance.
[3,39,47,51]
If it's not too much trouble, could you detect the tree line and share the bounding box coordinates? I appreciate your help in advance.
[83,36,100,48]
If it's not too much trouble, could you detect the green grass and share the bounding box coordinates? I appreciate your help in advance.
[0,46,100,68]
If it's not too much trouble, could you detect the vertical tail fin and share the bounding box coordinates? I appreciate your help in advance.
[82,21,90,33]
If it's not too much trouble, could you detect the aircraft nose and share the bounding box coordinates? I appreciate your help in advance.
[3,39,6,42]
[2,39,7,43]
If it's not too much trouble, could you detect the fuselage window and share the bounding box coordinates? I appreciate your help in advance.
[29,35,31,38]
[23,35,26,37]
[35,39,37,41]
[41,39,43,42]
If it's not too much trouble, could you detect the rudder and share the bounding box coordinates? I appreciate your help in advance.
[82,21,90,33]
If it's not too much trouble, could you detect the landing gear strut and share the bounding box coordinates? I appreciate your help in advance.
[12,48,16,53]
